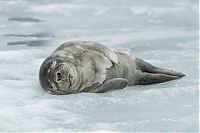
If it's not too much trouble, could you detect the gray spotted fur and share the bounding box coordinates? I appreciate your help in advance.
[39,41,185,94]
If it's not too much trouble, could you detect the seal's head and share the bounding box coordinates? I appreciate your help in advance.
[39,56,76,94]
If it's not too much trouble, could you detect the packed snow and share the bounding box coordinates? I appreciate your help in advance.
[0,0,198,132]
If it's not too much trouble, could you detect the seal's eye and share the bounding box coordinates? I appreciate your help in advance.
[56,72,62,81]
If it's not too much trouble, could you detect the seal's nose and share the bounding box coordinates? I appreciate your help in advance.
[56,72,62,81]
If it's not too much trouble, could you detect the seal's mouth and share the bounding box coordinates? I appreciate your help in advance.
[51,63,74,90]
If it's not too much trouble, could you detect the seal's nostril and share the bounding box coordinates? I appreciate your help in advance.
[57,72,62,81]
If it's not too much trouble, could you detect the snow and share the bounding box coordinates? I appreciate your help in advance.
[0,0,198,132]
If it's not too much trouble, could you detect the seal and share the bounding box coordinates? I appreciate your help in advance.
[39,41,185,95]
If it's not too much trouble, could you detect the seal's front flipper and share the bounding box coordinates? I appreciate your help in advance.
[135,72,181,85]
[91,78,128,93]
[135,57,185,77]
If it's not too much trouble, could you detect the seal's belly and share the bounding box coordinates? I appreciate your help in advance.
[105,51,139,85]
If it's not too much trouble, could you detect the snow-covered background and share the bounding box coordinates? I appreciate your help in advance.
[0,0,199,132]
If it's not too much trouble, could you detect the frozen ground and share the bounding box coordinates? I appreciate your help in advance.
[0,0,199,132]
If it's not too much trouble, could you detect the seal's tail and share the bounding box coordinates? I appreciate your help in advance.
[134,57,185,85]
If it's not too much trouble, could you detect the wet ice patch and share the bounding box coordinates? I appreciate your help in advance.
[4,33,54,39]
[8,17,42,22]
[7,40,50,47]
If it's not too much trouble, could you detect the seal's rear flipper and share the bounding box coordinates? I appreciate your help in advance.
[91,78,128,93]
[135,57,185,77]
[135,73,181,85]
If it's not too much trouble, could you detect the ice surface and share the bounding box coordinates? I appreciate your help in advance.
[0,0,199,132]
